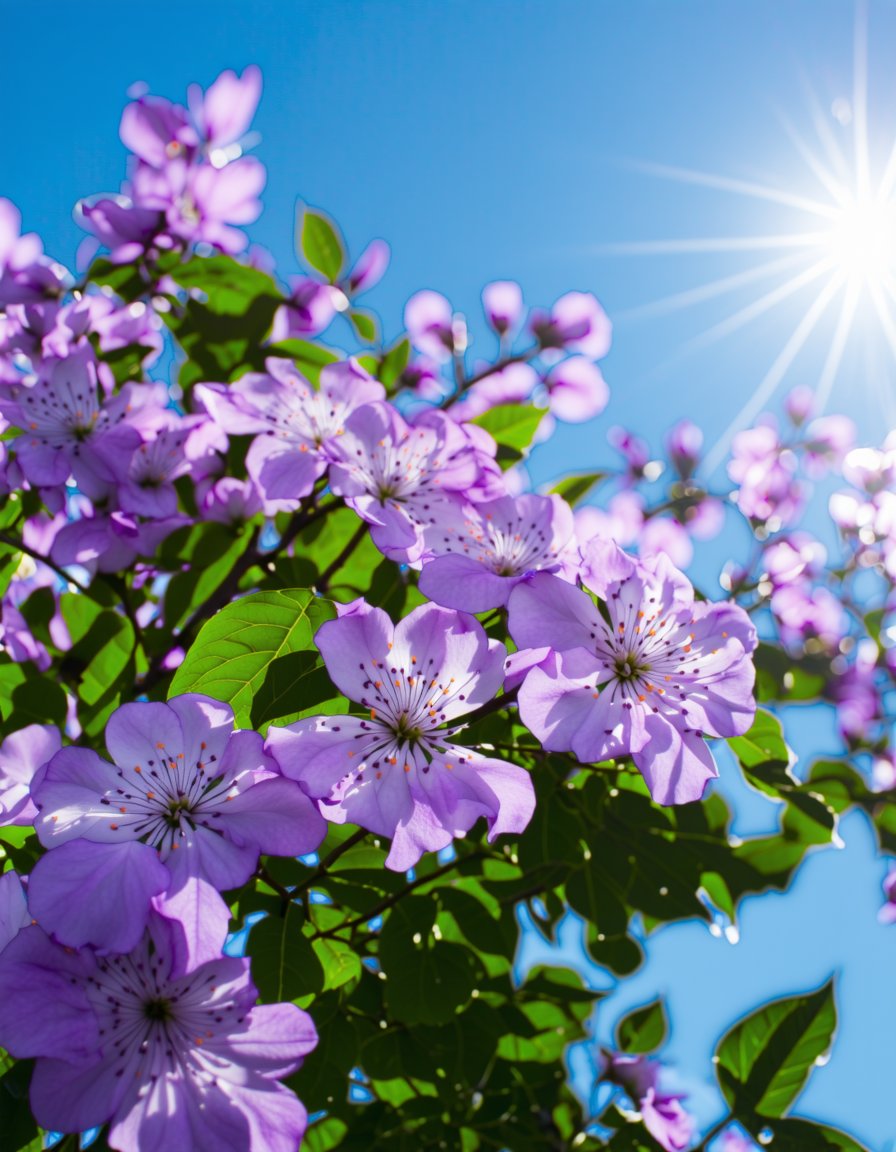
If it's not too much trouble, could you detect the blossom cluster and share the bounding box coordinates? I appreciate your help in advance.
[0,696,324,1146]
[0,60,882,1152]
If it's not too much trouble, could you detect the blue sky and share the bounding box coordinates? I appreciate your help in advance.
[4,1,896,1145]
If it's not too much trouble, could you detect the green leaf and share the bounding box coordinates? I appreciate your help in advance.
[378,338,411,388]
[715,978,836,1118]
[87,256,149,301]
[161,523,250,632]
[312,936,363,991]
[379,897,479,1024]
[0,1059,39,1152]
[59,594,135,725]
[614,998,668,1054]
[170,254,281,313]
[299,208,346,282]
[754,1118,871,1151]
[549,471,606,506]
[264,338,340,386]
[168,588,338,727]
[0,658,27,724]
[728,709,789,768]
[348,309,379,344]
[247,906,324,1002]
[753,643,826,704]
[3,677,67,735]
[250,651,348,731]
[164,255,283,387]
[471,404,545,465]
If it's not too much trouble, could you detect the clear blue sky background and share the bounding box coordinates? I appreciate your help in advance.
[3,1,896,1146]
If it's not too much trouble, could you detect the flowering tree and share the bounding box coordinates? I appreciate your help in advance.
[0,69,891,1152]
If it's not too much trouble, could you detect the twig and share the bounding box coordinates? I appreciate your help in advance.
[0,531,89,594]
[315,521,369,593]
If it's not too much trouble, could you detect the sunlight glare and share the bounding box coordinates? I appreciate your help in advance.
[827,196,896,288]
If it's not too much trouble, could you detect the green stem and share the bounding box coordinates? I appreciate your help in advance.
[311,849,489,940]
[293,828,369,896]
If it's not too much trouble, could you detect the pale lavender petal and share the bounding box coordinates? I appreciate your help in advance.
[546,356,609,422]
[0,925,98,1061]
[314,606,394,702]
[105,700,189,776]
[153,864,233,975]
[578,536,639,598]
[418,552,514,611]
[347,239,390,295]
[508,571,603,652]
[516,648,604,752]
[30,1052,129,1137]
[634,715,719,805]
[246,435,325,505]
[215,775,327,857]
[29,839,169,953]
[221,1003,318,1077]
[0,871,29,954]
[0,722,61,825]
[33,746,134,845]
[482,280,523,334]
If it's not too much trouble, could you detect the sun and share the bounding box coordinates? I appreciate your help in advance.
[598,2,896,470]
[826,195,896,288]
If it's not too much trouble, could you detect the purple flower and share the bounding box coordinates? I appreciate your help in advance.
[827,639,881,743]
[0,198,64,306]
[529,291,611,359]
[188,66,263,153]
[841,442,896,494]
[544,355,609,423]
[271,275,338,339]
[198,357,384,511]
[78,196,164,264]
[120,93,196,168]
[0,352,164,502]
[200,476,264,524]
[728,420,804,528]
[325,401,502,563]
[638,516,694,570]
[507,539,757,805]
[404,290,459,362]
[601,1051,695,1152]
[50,508,187,575]
[666,420,703,479]
[418,492,576,612]
[0,723,61,826]
[771,582,847,651]
[265,601,535,871]
[115,418,211,519]
[609,425,653,484]
[0,909,316,1152]
[641,1088,695,1151]
[29,694,326,965]
[763,533,826,587]
[482,280,524,337]
[575,491,644,550]
[803,414,855,475]
[344,239,390,297]
[450,362,537,422]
